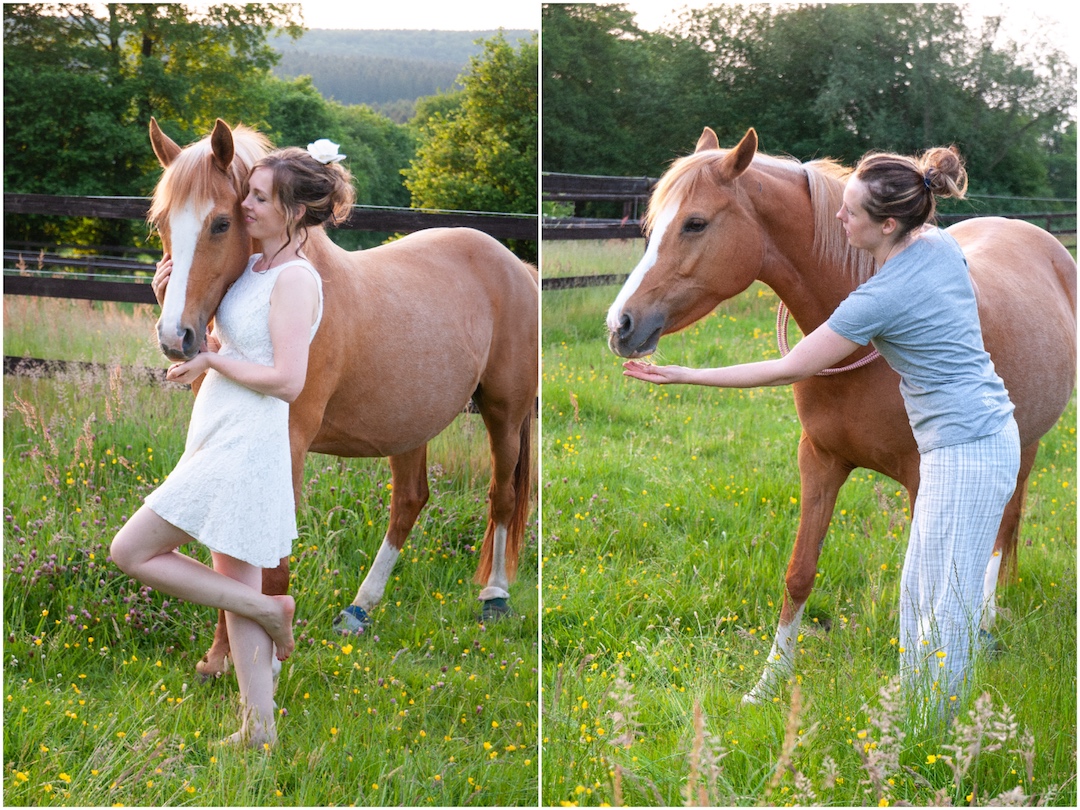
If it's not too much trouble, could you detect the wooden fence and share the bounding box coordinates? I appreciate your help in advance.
[3,193,538,303]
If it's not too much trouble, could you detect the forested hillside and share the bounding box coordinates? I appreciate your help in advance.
[271,28,534,119]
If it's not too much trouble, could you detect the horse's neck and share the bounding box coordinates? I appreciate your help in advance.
[298,227,347,275]
[754,168,862,334]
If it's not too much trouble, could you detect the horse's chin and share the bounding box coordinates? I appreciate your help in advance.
[161,346,196,363]
[607,328,662,359]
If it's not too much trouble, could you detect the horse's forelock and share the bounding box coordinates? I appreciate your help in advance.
[148,125,271,228]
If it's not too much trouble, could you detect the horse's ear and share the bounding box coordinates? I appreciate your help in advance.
[209,119,235,174]
[695,127,720,153]
[719,127,758,179]
[149,117,182,168]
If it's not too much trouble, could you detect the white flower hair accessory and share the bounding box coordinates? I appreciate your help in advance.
[306,138,346,164]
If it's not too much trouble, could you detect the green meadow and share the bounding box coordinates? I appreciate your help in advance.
[3,296,539,806]
[540,239,1076,806]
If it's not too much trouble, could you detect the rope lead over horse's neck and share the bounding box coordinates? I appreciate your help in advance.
[775,301,883,376]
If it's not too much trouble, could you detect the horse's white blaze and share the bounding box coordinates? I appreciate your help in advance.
[605,201,679,333]
[980,549,1002,632]
[478,524,510,601]
[159,200,212,338]
[743,603,805,705]
[353,537,401,610]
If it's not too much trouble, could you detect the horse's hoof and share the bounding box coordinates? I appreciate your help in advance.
[333,605,371,635]
[195,653,229,682]
[480,597,513,622]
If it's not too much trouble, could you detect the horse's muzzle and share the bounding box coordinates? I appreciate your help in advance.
[157,319,203,362]
[607,310,664,358]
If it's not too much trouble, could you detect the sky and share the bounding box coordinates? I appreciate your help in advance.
[293,0,538,31]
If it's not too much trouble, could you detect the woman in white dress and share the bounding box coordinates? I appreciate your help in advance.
[111,140,355,748]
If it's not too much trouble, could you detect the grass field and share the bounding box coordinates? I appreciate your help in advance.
[3,298,539,806]
[539,240,1076,806]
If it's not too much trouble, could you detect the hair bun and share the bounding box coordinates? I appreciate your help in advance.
[919,146,967,200]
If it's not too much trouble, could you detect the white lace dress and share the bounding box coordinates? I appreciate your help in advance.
[144,256,323,568]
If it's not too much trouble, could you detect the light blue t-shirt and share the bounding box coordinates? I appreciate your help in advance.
[826,228,1014,453]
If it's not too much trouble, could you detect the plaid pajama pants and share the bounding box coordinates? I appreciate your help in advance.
[898,417,1020,712]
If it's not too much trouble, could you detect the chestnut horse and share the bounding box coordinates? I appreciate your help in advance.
[147,119,538,679]
[607,127,1076,704]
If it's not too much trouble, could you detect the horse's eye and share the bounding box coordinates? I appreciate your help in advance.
[210,217,231,236]
[683,218,707,234]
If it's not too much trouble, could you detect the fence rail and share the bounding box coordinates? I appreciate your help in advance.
[4,192,538,302]
[540,173,1077,289]
[3,193,538,240]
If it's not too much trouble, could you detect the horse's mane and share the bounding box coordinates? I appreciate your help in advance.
[645,148,876,284]
[148,125,272,225]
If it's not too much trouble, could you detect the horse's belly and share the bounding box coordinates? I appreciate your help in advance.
[311,374,479,457]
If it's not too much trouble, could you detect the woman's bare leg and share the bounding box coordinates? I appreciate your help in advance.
[213,552,282,748]
[110,506,295,659]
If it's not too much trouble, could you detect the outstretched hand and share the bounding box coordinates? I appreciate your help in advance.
[622,360,691,385]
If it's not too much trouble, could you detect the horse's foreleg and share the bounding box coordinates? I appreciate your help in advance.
[981,441,1036,634]
[334,446,429,634]
[744,436,851,705]
[194,558,290,680]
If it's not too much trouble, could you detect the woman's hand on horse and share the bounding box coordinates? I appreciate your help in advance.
[152,254,172,306]
[166,352,211,385]
[623,360,691,385]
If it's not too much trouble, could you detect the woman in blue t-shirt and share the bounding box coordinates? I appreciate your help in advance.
[624,146,1020,715]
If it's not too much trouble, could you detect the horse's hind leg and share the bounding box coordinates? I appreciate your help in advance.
[744,437,852,705]
[981,441,1037,635]
[473,399,533,621]
[333,446,429,634]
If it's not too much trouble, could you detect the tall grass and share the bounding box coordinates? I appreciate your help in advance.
[4,296,166,367]
[540,240,1076,806]
[3,300,538,806]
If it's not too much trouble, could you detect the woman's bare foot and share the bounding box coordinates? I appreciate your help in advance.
[221,725,276,751]
[262,595,295,660]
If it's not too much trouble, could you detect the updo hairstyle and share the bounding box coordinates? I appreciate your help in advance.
[853,146,968,238]
[251,146,357,250]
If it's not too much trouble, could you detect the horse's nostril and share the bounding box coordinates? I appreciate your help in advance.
[618,312,634,339]
[181,327,198,357]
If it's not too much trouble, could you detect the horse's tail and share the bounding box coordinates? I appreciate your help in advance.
[475,409,533,585]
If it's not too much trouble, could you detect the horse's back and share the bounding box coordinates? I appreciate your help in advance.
[301,228,537,457]
[948,217,1077,446]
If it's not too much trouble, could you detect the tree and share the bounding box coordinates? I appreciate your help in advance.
[404,33,538,217]
[541,4,652,176]
[3,3,301,244]
[542,3,1076,198]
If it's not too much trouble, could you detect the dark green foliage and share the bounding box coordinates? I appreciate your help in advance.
[542,3,1076,198]
[4,8,534,255]
[404,33,538,260]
